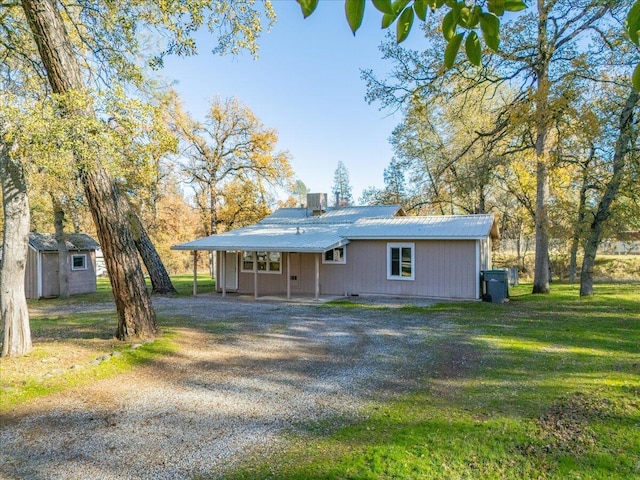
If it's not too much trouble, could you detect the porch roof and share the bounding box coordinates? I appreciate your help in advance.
[171,224,348,253]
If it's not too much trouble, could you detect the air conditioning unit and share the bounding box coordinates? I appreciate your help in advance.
[306,193,327,214]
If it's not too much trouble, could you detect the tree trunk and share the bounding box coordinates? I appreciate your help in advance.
[21,0,159,340]
[568,159,591,283]
[129,211,177,295]
[52,195,70,298]
[580,90,638,297]
[81,168,159,338]
[532,4,552,294]
[532,126,551,293]
[1,136,32,357]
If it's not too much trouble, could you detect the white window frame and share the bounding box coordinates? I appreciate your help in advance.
[71,253,88,271]
[240,251,282,274]
[322,246,346,264]
[387,243,415,281]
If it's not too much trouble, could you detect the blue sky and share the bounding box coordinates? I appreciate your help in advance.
[160,1,425,203]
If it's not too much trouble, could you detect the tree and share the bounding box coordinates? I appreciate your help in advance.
[331,160,353,206]
[580,89,639,296]
[20,0,159,340]
[1,0,274,350]
[51,195,70,298]
[0,120,32,357]
[360,158,412,209]
[361,0,621,294]
[175,96,293,236]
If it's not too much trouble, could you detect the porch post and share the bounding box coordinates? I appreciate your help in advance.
[253,251,258,300]
[287,252,291,300]
[192,250,198,296]
[221,250,226,298]
[315,253,320,300]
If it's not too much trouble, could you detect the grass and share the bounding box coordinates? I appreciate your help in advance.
[1,274,215,411]
[0,307,177,410]
[229,282,640,480]
[3,279,639,478]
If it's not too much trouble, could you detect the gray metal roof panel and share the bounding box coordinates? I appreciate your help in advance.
[342,215,496,240]
[172,225,348,252]
[259,205,402,225]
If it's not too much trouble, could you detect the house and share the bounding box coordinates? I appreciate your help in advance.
[172,194,499,300]
[25,233,100,299]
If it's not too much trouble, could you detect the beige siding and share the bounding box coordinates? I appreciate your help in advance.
[25,250,97,298]
[25,247,39,299]
[69,251,97,295]
[300,240,477,299]
[231,240,479,300]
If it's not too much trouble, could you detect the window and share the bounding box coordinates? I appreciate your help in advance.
[241,251,281,273]
[71,254,87,271]
[323,246,346,264]
[242,251,254,271]
[387,243,414,280]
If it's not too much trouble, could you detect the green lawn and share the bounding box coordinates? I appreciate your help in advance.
[229,283,640,480]
[6,280,640,478]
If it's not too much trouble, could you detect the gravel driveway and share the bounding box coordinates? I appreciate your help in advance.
[1,295,440,480]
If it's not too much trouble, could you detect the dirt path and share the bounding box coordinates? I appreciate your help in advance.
[1,296,441,480]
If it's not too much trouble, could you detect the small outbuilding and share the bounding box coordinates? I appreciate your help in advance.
[25,233,100,299]
[172,195,499,301]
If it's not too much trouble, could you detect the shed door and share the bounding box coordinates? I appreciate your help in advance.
[41,253,60,298]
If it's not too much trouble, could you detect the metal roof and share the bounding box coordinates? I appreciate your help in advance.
[28,233,100,252]
[259,205,403,225]
[342,215,498,240]
[171,210,497,252]
[172,225,348,253]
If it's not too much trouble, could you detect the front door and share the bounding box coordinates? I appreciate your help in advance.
[289,252,301,290]
[224,251,238,290]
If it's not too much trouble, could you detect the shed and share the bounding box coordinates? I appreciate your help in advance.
[25,233,100,299]
[172,198,499,301]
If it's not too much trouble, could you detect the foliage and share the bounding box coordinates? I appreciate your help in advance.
[296,0,526,68]
[627,0,640,90]
[331,160,354,207]
[173,96,293,235]
[229,283,640,479]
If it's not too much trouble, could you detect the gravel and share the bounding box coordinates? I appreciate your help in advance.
[1,294,440,480]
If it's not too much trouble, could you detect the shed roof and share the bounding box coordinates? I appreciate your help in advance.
[29,233,100,252]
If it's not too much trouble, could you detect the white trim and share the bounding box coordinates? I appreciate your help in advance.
[386,242,415,281]
[37,250,43,299]
[322,246,346,264]
[71,253,88,271]
[475,240,481,300]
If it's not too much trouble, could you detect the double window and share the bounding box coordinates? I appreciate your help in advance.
[323,246,346,264]
[71,254,87,271]
[241,251,281,273]
[387,243,414,280]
